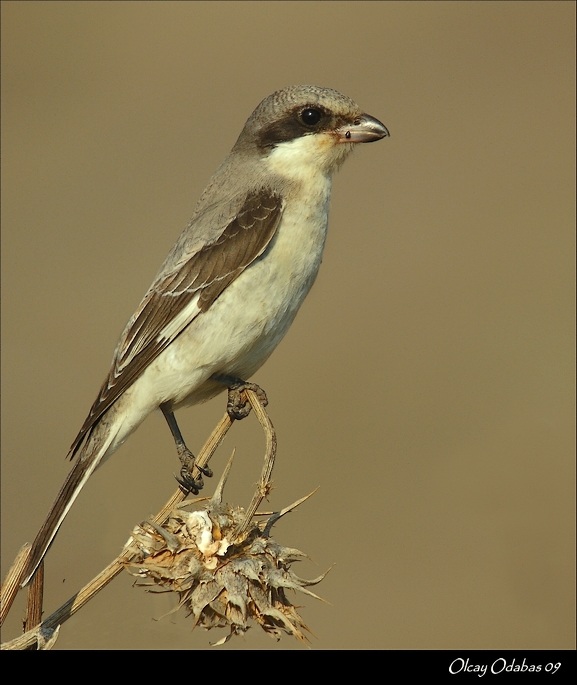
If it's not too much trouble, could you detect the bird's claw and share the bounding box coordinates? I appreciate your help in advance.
[176,472,203,495]
[176,446,212,495]
[226,381,268,420]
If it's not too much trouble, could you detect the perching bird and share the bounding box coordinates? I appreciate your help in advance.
[21,85,389,585]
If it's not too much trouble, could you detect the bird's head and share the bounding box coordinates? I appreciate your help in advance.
[233,85,389,180]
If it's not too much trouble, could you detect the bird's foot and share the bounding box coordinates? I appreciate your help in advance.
[211,374,268,420]
[175,445,213,495]
[227,380,268,419]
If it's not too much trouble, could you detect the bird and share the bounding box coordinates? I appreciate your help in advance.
[21,84,389,585]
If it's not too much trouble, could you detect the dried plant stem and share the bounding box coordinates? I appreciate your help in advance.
[233,388,277,539]
[1,406,246,650]
[0,543,30,626]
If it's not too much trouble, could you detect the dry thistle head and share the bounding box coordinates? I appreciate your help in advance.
[122,493,327,645]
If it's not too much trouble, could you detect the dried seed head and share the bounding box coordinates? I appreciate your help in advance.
[123,497,327,645]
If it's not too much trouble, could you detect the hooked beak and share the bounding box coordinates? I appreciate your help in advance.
[337,113,390,143]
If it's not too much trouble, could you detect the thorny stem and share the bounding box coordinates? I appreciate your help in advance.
[1,395,275,650]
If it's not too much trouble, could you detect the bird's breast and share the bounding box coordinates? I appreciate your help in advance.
[144,178,333,408]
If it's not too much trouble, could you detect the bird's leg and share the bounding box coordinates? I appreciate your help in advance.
[160,403,212,494]
[211,374,269,420]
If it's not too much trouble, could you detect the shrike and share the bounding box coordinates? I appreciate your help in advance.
[22,85,388,585]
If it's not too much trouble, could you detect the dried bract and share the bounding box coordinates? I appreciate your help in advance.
[123,497,327,645]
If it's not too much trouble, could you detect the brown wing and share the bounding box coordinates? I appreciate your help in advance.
[69,189,283,457]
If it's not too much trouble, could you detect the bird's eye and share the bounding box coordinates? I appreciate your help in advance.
[299,107,323,127]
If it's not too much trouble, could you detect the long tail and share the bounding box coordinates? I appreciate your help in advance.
[20,428,117,586]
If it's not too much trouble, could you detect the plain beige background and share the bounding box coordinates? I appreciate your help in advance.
[1,1,574,650]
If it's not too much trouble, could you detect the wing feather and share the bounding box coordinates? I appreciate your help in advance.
[69,188,283,457]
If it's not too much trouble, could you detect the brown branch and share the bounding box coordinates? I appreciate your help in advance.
[233,388,277,539]
[1,407,241,650]
[0,543,30,626]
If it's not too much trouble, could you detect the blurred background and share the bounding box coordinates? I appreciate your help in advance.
[1,1,574,650]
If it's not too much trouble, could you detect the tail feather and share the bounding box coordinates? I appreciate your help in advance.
[21,434,114,586]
